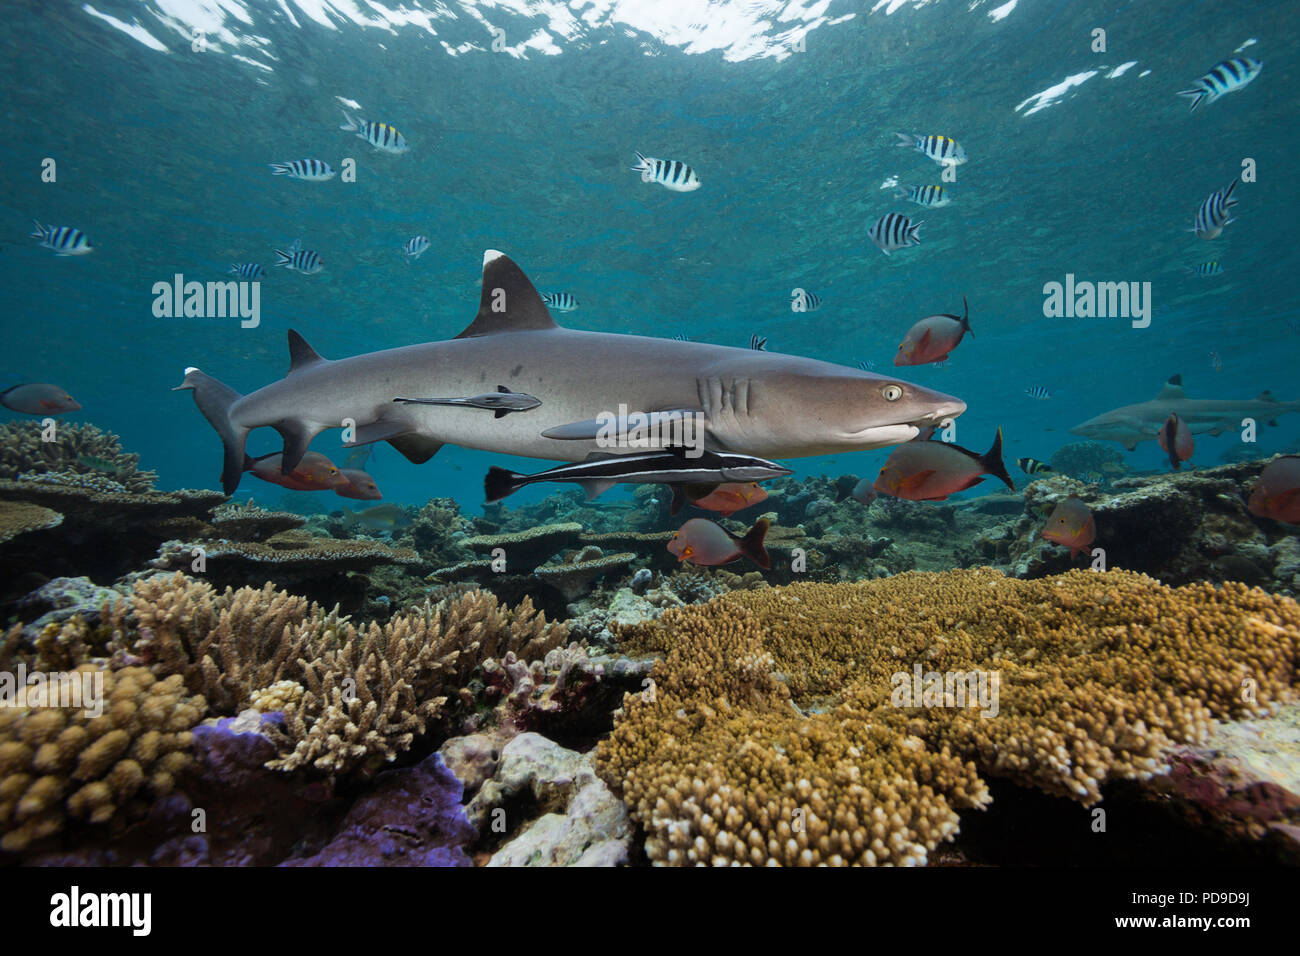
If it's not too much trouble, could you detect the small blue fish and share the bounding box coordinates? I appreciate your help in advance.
[268,159,335,181]
[402,236,430,261]
[31,221,92,256]
[228,263,264,279]
[274,239,323,275]
[1186,261,1223,277]
[541,292,579,312]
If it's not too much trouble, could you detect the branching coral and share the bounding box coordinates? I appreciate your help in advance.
[0,666,205,852]
[0,421,157,492]
[599,568,1300,865]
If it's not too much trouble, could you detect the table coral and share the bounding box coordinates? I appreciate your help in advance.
[0,665,205,852]
[0,421,158,493]
[597,568,1300,865]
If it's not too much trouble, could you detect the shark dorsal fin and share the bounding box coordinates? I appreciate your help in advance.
[455,251,558,339]
[1156,374,1185,401]
[287,330,326,374]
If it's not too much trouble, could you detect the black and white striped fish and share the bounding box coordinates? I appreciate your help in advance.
[791,289,822,312]
[868,213,923,256]
[1192,181,1238,240]
[858,359,876,372]
[228,263,264,279]
[1177,57,1262,112]
[895,184,950,208]
[484,448,791,502]
[402,236,430,261]
[672,333,691,342]
[1186,261,1223,277]
[1025,386,1051,400]
[273,239,323,275]
[268,159,336,181]
[749,334,767,351]
[631,152,701,192]
[541,292,579,312]
[895,133,967,165]
[1017,457,1054,476]
[340,111,409,154]
[30,221,92,256]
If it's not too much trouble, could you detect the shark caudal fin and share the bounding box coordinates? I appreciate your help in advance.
[981,426,1016,492]
[484,466,527,502]
[174,367,249,494]
[731,517,771,569]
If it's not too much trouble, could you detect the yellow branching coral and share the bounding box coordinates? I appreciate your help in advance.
[0,665,205,852]
[598,568,1300,865]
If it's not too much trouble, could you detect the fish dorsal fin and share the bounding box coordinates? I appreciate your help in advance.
[1256,390,1277,403]
[287,330,326,374]
[455,251,558,339]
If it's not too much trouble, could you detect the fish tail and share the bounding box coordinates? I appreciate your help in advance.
[908,220,923,244]
[484,465,526,502]
[981,426,1015,492]
[630,150,649,172]
[268,162,290,175]
[960,294,972,336]
[735,517,771,569]
[273,249,293,267]
[669,484,688,516]
[30,220,47,240]
[339,109,358,131]
[894,132,916,148]
[1176,89,1206,112]
[173,367,249,494]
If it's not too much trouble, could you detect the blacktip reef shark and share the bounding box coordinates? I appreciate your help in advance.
[177,251,967,494]
[1071,375,1300,451]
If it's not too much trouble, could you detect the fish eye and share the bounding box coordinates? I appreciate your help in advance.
[881,385,903,402]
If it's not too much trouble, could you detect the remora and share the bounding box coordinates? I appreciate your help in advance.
[177,251,967,493]
[1070,375,1300,450]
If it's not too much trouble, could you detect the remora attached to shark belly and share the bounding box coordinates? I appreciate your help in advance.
[176,251,967,494]
[1070,375,1300,451]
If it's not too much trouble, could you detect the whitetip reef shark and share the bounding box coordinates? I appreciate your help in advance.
[1070,375,1300,451]
[177,251,967,494]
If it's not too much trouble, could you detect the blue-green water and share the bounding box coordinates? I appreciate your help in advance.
[3,0,1295,513]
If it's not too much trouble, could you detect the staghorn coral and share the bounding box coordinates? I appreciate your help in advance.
[0,665,205,852]
[0,421,158,492]
[598,568,1300,865]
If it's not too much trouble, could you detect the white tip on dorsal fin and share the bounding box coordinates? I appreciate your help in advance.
[455,251,558,339]
[184,366,199,375]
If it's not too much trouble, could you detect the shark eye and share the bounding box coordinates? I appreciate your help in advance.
[881,385,903,402]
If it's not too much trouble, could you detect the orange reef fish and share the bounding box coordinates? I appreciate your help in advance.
[336,468,382,500]
[1248,456,1300,524]
[1157,412,1193,470]
[1042,496,1096,558]
[894,296,971,366]
[672,481,768,517]
[1,383,81,415]
[873,427,1014,501]
[246,451,347,491]
[667,517,770,568]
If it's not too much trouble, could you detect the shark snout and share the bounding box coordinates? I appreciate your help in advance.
[922,397,966,424]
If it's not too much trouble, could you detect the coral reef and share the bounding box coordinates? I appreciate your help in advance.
[0,421,157,493]
[598,568,1300,865]
[0,665,206,852]
[1048,441,1128,483]
[536,548,636,602]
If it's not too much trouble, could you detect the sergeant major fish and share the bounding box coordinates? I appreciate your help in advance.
[340,111,409,154]
[1177,57,1262,112]
[229,263,264,279]
[274,239,323,275]
[30,222,92,256]
[869,213,923,256]
[1192,181,1239,239]
[631,152,701,192]
[268,159,336,181]
[541,292,579,312]
[895,185,950,208]
[402,236,430,261]
[895,133,967,165]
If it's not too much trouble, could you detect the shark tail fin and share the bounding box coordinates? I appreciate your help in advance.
[484,466,526,503]
[174,367,248,494]
[733,517,771,569]
[981,426,1016,492]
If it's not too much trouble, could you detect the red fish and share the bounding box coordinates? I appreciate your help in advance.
[1248,456,1300,524]
[246,452,348,491]
[1041,496,1096,558]
[671,481,768,516]
[335,468,382,500]
[873,427,1014,501]
[1,383,81,415]
[667,517,770,568]
[894,296,971,366]
[1157,412,1193,470]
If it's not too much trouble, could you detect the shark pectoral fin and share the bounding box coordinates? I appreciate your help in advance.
[344,420,412,448]
[387,435,444,464]
[455,251,559,339]
[578,478,619,500]
[494,409,508,419]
